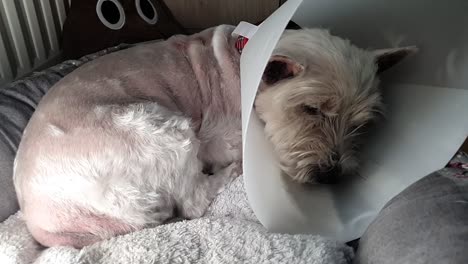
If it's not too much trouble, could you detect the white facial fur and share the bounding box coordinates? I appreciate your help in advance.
[255,28,416,184]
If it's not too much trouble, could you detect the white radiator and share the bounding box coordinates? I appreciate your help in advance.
[0,0,70,86]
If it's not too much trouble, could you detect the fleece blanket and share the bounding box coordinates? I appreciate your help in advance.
[0,176,353,264]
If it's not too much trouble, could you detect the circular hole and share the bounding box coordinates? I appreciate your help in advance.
[136,0,158,25]
[140,0,155,19]
[96,0,126,30]
[101,1,120,24]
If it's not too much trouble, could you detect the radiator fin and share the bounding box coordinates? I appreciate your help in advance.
[0,0,69,86]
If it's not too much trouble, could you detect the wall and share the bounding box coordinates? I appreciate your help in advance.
[164,0,281,32]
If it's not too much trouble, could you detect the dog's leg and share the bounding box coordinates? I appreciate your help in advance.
[177,161,241,219]
[19,102,204,248]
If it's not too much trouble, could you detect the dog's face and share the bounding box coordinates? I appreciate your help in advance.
[255,29,416,184]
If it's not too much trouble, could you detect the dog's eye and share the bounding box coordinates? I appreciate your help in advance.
[302,105,320,115]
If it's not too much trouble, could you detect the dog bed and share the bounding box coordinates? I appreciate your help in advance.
[0,43,466,264]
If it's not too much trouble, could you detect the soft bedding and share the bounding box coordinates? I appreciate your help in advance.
[0,176,353,264]
[356,152,468,264]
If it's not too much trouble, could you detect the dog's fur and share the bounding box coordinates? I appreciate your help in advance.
[13,25,415,248]
[256,29,416,183]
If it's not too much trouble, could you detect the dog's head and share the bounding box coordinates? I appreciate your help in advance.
[255,28,416,184]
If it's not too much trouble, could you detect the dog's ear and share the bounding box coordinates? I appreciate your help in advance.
[262,55,304,85]
[373,46,418,74]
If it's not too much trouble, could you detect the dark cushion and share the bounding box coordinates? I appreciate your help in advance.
[0,44,132,221]
[62,0,186,59]
[355,152,468,264]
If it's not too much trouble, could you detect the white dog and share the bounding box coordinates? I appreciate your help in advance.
[13,25,415,248]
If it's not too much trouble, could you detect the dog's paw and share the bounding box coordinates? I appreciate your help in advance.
[210,162,241,195]
[225,161,243,179]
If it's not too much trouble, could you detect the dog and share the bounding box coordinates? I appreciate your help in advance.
[13,25,416,248]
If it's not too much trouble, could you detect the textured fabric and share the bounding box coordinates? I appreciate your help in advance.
[205,172,258,221]
[0,212,43,264]
[0,44,132,222]
[0,176,354,264]
[355,152,468,264]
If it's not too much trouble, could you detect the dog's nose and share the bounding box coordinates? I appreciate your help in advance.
[316,165,342,184]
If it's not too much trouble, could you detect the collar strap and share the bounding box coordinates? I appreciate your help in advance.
[235,36,249,54]
[232,22,257,54]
